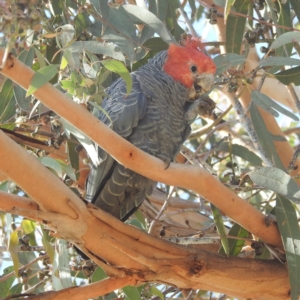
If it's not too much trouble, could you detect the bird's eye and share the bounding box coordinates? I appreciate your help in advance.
[190,65,197,73]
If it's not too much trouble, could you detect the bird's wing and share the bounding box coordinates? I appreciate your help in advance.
[85,74,148,207]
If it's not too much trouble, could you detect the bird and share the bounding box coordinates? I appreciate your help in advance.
[85,35,216,221]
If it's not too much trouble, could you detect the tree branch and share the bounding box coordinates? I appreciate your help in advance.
[0,48,282,248]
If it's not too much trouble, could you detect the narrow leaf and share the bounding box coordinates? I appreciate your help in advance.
[217,142,263,166]
[259,57,300,68]
[276,195,300,300]
[250,103,285,170]
[0,266,15,296]
[251,90,299,121]
[211,203,229,256]
[0,79,16,122]
[122,4,177,45]
[39,157,63,177]
[21,220,36,234]
[270,32,300,50]
[249,167,300,204]
[67,41,125,62]
[27,65,59,96]
[274,66,300,86]
[290,0,300,23]
[101,59,132,95]
[219,223,248,257]
[123,286,142,300]
[41,226,55,264]
[14,86,31,112]
[18,48,34,67]
[8,231,19,276]
[213,54,246,75]
[224,0,235,21]
[226,0,249,54]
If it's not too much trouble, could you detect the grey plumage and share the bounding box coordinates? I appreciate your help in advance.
[86,50,206,221]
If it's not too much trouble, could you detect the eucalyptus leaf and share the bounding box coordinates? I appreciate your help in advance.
[18,48,34,67]
[8,231,19,276]
[123,285,142,300]
[218,142,263,166]
[68,41,125,62]
[122,4,176,45]
[274,67,300,86]
[27,65,59,97]
[213,54,246,74]
[219,223,248,257]
[251,90,299,121]
[0,266,15,296]
[38,157,63,177]
[14,86,31,112]
[250,103,285,170]
[52,240,72,289]
[259,57,300,68]
[101,59,132,95]
[249,167,300,203]
[60,118,101,166]
[270,32,300,50]
[276,195,300,300]
[211,203,229,256]
[0,79,16,122]
[226,0,249,54]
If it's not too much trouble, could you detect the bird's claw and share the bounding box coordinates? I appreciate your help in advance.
[157,154,172,170]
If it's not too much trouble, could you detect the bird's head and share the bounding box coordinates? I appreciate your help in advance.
[163,38,216,100]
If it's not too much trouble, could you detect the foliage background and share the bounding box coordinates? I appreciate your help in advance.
[0,0,300,299]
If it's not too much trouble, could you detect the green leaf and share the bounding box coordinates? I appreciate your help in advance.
[8,283,23,296]
[0,79,16,122]
[58,161,77,181]
[249,167,300,204]
[276,195,300,300]
[14,86,31,112]
[274,66,300,86]
[249,103,285,170]
[67,41,125,62]
[270,32,300,50]
[91,267,107,282]
[41,226,55,264]
[259,57,300,68]
[217,142,263,166]
[122,4,177,45]
[74,12,92,38]
[39,157,63,177]
[27,65,59,96]
[21,220,36,234]
[101,59,132,95]
[211,203,229,256]
[143,37,169,53]
[213,54,246,75]
[150,286,164,299]
[34,47,46,68]
[90,0,110,18]
[123,285,142,300]
[61,118,101,166]
[290,0,300,23]
[0,266,15,296]
[18,48,34,67]
[219,223,248,257]
[8,230,19,276]
[251,90,299,121]
[67,140,79,173]
[52,240,72,289]
[226,0,250,54]
[224,0,236,21]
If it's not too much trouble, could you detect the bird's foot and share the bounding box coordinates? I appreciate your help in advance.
[157,154,172,170]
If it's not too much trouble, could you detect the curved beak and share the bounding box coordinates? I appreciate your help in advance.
[188,73,215,100]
